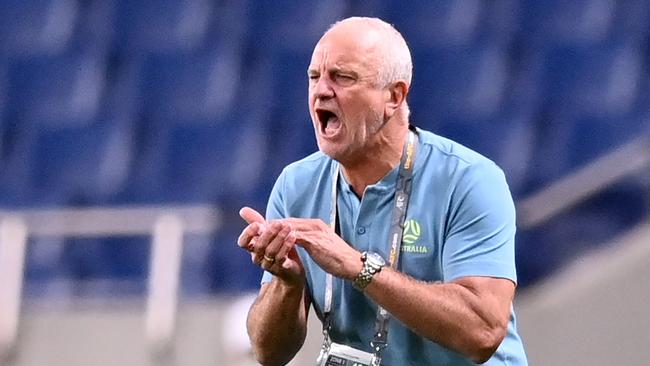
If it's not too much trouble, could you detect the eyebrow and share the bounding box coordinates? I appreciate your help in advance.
[307,66,359,77]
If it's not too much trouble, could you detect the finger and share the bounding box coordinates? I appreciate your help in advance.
[238,222,264,250]
[237,222,263,249]
[252,251,272,269]
[253,221,282,256]
[239,207,266,225]
[281,218,325,232]
[274,230,296,264]
[260,249,282,272]
[250,251,261,266]
[270,244,302,276]
[263,223,291,262]
[292,230,311,247]
[256,252,269,267]
[260,255,275,271]
[253,244,277,265]
[292,231,323,255]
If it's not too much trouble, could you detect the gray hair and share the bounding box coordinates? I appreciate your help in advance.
[328,17,413,88]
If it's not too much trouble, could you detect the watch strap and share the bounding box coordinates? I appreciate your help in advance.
[353,252,384,290]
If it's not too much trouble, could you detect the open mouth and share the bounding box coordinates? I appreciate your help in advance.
[316,108,341,137]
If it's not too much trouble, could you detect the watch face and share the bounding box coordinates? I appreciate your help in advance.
[366,252,386,266]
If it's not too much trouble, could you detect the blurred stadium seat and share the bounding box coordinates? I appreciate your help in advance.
[0,0,649,297]
[537,43,642,116]
[0,0,78,56]
[518,0,616,47]
[568,111,649,167]
[259,47,318,181]
[0,114,133,207]
[135,49,242,121]
[113,0,213,55]
[0,60,6,152]
[113,113,267,208]
[61,236,150,296]
[611,0,650,42]
[5,50,106,124]
[410,42,510,121]
[526,109,649,193]
[22,234,150,298]
[517,178,648,287]
[248,0,347,52]
[353,0,518,48]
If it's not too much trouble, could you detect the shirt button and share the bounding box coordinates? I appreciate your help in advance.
[356,226,366,235]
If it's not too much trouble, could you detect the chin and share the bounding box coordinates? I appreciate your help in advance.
[317,142,337,159]
[318,142,357,165]
[317,140,342,160]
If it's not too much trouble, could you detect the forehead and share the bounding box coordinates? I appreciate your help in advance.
[309,27,381,70]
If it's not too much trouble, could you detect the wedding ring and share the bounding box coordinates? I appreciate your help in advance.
[263,254,276,263]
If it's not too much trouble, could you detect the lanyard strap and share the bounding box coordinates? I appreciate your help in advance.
[322,128,419,357]
[372,129,417,355]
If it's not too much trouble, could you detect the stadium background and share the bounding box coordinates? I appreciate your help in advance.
[0,0,648,365]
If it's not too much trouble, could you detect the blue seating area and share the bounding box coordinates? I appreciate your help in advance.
[1,0,649,295]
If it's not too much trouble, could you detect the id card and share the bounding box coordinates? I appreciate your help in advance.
[318,342,375,366]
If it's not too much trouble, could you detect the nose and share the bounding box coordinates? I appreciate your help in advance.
[311,76,334,100]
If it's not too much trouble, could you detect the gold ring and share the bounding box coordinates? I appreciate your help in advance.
[263,255,275,263]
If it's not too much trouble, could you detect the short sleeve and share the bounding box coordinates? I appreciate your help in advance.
[260,170,288,284]
[442,162,517,283]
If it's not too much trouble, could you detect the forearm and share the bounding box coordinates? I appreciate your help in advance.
[364,269,509,363]
[247,277,309,366]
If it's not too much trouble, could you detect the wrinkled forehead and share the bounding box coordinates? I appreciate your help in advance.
[309,30,382,71]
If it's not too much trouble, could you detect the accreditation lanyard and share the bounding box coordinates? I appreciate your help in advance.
[322,127,419,359]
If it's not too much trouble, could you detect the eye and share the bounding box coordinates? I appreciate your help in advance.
[334,73,356,86]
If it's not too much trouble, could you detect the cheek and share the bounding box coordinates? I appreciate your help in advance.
[307,98,317,120]
[340,98,364,119]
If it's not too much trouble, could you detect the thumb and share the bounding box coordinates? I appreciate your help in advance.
[239,206,266,224]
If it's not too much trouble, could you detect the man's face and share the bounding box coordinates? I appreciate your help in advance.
[307,27,388,163]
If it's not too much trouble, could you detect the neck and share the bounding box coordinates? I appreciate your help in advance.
[341,123,409,197]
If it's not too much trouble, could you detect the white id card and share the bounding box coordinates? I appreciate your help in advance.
[318,342,375,366]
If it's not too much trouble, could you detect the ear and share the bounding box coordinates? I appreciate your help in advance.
[384,80,409,119]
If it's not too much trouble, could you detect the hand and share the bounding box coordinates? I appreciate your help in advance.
[237,207,305,285]
[282,218,362,280]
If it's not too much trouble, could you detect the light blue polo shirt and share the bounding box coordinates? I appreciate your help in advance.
[261,127,528,365]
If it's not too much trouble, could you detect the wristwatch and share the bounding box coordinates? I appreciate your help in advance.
[353,251,386,290]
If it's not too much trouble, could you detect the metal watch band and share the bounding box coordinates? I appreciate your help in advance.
[353,252,385,290]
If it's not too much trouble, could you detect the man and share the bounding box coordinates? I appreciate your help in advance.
[237,17,527,365]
